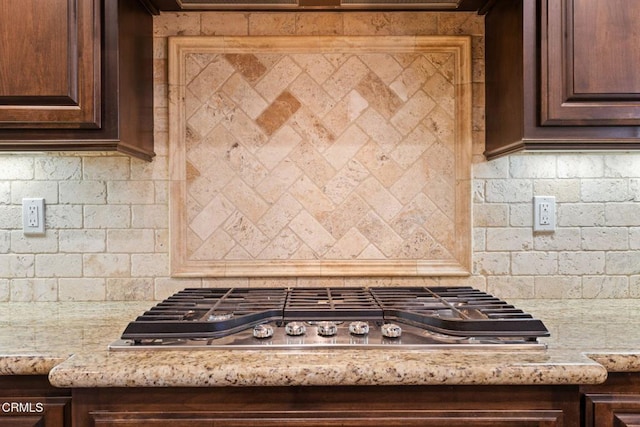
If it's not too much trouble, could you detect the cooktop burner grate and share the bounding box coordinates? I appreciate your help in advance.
[283,287,383,322]
[119,286,549,343]
[371,287,548,338]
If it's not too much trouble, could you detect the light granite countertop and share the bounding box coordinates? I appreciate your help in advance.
[2,299,640,387]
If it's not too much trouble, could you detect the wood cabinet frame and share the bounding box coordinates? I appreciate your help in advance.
[484,0,640,159]
[0,0,154,161]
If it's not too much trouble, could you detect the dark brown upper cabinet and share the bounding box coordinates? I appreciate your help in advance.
[0,0,154,161]
[484,0,640,159]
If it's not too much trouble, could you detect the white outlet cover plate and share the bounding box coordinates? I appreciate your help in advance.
[22,198,45,235]
[533,195,556,232]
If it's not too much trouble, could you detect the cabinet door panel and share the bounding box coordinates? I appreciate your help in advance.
[541,0,640,126]
[584,393,640,427]
[0,0,100,129]
[0,397,70,427]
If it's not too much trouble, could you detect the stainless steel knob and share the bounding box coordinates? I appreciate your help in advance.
[285,322,306,336]
[381,323,402,338]
[348,321,369,335]
[252,324,274,339]
[316,321,338,337]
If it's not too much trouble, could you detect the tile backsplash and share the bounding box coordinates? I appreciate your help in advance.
[169,35,472,277]
[1,12,639,301]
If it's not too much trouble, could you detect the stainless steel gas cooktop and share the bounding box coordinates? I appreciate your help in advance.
[109,287,550,350]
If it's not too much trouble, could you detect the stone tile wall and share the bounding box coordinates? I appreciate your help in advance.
[0,12,639,301]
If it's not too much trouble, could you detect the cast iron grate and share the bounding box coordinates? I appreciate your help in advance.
[120,286,549,341]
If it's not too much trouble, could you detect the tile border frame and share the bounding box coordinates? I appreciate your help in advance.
[168,35,472,277]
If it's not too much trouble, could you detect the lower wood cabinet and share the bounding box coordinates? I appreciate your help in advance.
[73,385,581,426]
[582,372,640,427]
[15,373,640,426]
[0,375,71,427]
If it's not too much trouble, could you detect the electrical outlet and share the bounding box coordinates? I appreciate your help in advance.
[533,196,555,232]
[22,198,45,235]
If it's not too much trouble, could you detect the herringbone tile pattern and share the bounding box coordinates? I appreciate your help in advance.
[183,48,458,262]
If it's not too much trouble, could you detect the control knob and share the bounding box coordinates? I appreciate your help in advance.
[253,324,274,339]
[285,322,306,336]
[381,323,402,338]
[317,321,338,337]
[348,321,369,335]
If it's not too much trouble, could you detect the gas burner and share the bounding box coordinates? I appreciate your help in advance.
[208,311,234,322]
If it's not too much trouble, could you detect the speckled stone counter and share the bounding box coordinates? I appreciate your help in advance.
[0,301,151,375]
[3,299,640,387]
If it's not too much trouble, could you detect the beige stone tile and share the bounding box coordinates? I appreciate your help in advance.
[323,159,369,205]
[10,279,57,302]
[223,212,270,258]
[84,205,130,229]
[290,54,335,84]
[84,254,130,277]
[322,90,369,137]
[59,230,105,253]
[106,278,155,301]
[249,13,296,35]
[35,254,79,278]
[201,13,249,36]
[35,157,82,180]
[343,13,438,36]
[222,177,270,224]
[153,13,200,37]
[58,278,105,301]
[288,210,336,256]
[254,57,302,102]
[295,13,343,35]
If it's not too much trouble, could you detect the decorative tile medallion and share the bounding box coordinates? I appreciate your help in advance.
[169,36,472,277]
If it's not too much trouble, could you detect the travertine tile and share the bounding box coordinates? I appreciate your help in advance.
[581,179,629,202]
[35,254,81,278]
[11,231,58,253]
[201,13,248,36]
[249,14,296,35]
[106,278,155,301]
[558,252,606,275]
[107,230,155,253]
[11,181,58,204]
[534,276,582,299]
[58,278,105,301]
[295,13,343,35]
[583,276,629,299]
[604,203,640,226]
[83,254,130,277]
[83,157,129,180]
[512,252,558,275]
[606,252,640,275]
[10,279,57,302]
[35,157,82,180]
[0,156,33,180]
[59,230,106,253]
